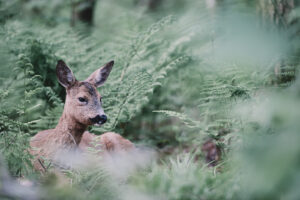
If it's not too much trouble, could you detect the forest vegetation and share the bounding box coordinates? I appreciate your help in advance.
[0,0,300,199]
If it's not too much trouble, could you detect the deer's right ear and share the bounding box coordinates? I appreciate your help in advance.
[56,60,76,88]
[85,60,114,87]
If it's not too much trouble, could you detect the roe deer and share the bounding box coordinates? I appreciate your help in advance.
[30,60,134,172]
[79,131,134,153]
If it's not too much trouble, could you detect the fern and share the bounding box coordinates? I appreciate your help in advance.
[0,0,300,199]
[0,89,33,176]
[153,110,200,128]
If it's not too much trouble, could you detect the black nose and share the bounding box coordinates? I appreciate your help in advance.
[90,115,107,124]
[99,115,107,124]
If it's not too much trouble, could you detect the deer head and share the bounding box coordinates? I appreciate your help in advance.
[56,60,114,126]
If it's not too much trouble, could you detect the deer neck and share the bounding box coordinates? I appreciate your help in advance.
[55,111,87,146]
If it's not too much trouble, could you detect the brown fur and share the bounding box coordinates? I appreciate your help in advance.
[79,131,134,153]
[29,60,134,172]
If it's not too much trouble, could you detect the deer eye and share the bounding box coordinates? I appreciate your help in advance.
[100,97,103,103]
[78,97,87,103]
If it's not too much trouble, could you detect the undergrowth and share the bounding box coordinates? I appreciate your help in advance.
[0,0,300,200]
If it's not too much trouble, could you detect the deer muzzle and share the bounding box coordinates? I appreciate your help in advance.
[90,114,107,125]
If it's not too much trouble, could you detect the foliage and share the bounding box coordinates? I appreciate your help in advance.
[0,0,300,200]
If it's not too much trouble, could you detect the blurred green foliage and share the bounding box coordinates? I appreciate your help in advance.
[0,0,300,199]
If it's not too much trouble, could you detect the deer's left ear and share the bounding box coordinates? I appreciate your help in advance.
[56,60,76,88]
[85,60,114,87]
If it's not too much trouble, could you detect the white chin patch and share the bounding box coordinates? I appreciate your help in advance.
[94,123,102,127]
